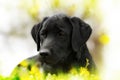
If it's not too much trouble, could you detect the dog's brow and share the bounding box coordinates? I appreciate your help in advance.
[55,23,65,31]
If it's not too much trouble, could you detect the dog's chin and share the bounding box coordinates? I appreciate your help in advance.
[40,59,58,72]
[40,59,66,73]
[42,63,53,72]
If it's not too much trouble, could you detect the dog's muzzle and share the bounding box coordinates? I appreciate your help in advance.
[39,49,51,58]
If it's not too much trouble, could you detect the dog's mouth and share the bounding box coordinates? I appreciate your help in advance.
[40,56,67,68]
[40,57,59,66]
[41,60,53,65]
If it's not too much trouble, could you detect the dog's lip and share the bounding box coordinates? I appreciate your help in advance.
[39,55,62,65]
[41,58,60,66]
[41,59,54,65]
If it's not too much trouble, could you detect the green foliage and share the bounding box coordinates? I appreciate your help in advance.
[0,67,100,80]
[0,60,100,80]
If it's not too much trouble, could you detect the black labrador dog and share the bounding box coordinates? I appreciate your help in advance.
[18,14,96,74]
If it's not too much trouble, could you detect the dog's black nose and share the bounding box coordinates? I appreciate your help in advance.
[39,49,51,58]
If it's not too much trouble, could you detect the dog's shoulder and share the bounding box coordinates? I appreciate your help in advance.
[19,54,41,69]
[11,55,41,75]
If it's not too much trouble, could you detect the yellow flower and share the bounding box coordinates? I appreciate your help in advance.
[11,60,100,80]
[68,5,76,15]
[19,60,29,67]
[99,33,110,45]
[30,65,39,75]
[28,4,40,18]
[29,65,45,80]
[51,0,61,8]
[79,67,90,77]
[20,0,40,19]
[46,73,57,80]
[69,67,78,75]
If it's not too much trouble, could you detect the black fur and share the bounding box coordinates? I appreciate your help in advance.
[30,14,96,73]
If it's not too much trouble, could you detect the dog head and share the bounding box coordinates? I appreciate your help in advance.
[31,14,92,72]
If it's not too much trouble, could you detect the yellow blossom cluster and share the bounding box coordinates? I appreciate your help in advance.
[0,60,100,80]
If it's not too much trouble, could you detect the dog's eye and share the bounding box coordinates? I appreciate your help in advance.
[40,32,47,39]
[58,31,65,37]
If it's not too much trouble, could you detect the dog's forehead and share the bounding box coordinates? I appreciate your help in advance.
[42,15,71,32]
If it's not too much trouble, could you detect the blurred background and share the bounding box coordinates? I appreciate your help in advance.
[0,0,120,80]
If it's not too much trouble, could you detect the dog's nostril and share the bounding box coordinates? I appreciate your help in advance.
[40,52,49,57]
[39,49,51,58]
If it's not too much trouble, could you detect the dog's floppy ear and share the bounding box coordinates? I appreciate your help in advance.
[70,17,92,52]
[31,17,48,51]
